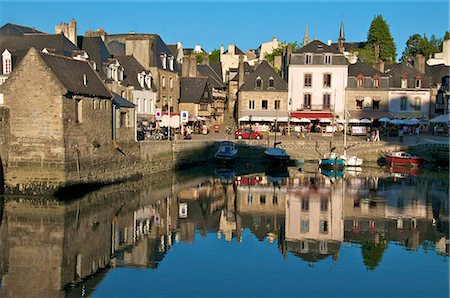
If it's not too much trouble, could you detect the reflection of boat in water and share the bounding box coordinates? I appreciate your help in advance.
[319,148,345,170]
[388,165,423,176]
[265,166,289,184]
[214,167,236,184]
[214,141,238,162]
[320,167,345,179]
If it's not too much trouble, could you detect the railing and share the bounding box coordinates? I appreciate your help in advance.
[297,104,334,111]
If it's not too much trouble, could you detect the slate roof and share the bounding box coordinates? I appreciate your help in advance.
[167,44,178,57]
[295,39,341,54]
[426,64,450,84]
[180,77,211,103]
[0,23,45,35]
[38,49,112,98]
[330,41,366,51]
[239,60,288,91]
[115,55,157,91]
[348,61,389,77]
[197,64,225,89]
[209,61,223,81]
[385,62,433,88]
[0,34,80,75]
[112,92,135,108]
[77,36,111,79]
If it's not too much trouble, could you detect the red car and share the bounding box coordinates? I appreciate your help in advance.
[235,129,263,140]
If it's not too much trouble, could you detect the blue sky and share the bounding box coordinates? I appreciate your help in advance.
[1,0,449,61]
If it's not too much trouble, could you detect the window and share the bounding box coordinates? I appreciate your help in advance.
[401,77,408,88]
[0,93,4,105]
[301,220,309,233]
[247,194,253,205]
[301,198,309,211]
[304,73,312,87]
[373,76,380,88]
[260,195,266,205]
[169,56,174,71]
[323,93,331,109]
[415,77,422,88]
[414,97,421,110]
[372,99,380,109]
[304,94,311,109]
[273,195,278,205]
[76,99,83,123]
[199,103,208,111]
[162,76,166,88]
[169,77,173,89]
[161,53,167,69]
[249,100,255,109]
[324,54,332,64]
[319,241,328,254]
[357,75,364,87]
[300,241,309,253]
[2,49,12,75]
[320,198,328,211]
[305,54,313,64]
[274,100,280,110]
[268,77,275,88]
[262,100,268,110]
[323,73,331,87]
[120,112,128,128]
[319,220,328,234]
[256,77,262,89]
[356,96,363,109]
[400,96,408,110]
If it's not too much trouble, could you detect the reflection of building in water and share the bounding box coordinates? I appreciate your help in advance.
[235,174,286,243]
[344,176,449,255]
[284,176,344,262]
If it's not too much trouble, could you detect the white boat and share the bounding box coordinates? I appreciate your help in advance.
[340,154,363,166]
[214,141,238,162]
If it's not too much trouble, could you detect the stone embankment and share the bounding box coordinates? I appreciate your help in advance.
[2,137,448,195]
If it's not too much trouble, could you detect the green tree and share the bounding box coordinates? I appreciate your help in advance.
[357,45,377,65]
[366,15,396,63]
[264,41,302,66]
[209,49,220,62]
[444,31,450,40]
[401,33,443,62]
[194,52,208,64]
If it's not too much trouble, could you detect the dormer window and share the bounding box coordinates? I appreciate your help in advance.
[118,68,124,81]
[161,53,167,69]
[2,49,12,75]
[305,53,313,64]
[356,75,364,88]
[145,74,152,89]
[324,54,332,64]
[415,77,422,88]
[256,77,262,89]
[82,74,87,86]
[373,76,380,88]
[169,56,174,71]
[401,75,408,88]
[138,72,145,88]
[162,76,166,88]
[268,77,275,88]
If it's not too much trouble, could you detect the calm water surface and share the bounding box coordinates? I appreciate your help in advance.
[0,166,448,297]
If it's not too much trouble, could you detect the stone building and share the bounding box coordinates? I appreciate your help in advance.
[179,77,213,120]
[220,44,247,83]
[55,18,78,46]
[0,47,129,192]
[287,40,348,121]
[103,33,180,113]
[237,60,288,123]
[345,61,392,120]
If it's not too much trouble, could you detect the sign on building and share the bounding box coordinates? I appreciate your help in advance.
[180,110,189,123]
[155,109,162,119]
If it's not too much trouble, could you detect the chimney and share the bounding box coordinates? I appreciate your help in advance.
[201,54,210,65]
[444,39,450,66]
[373,60,385,73]
[182,56,190,77]
[238,54,244,88]
[328,40,332,46]
[220,44,224,55]
[177,41,182,49]
[228,44,235,55]
[414,54,425,73]
[189,56,197,77]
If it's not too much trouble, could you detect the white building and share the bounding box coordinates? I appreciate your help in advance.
[288,40,348,120]
[220,44,247,83]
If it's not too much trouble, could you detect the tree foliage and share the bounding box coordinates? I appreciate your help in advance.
[365,15,396,64]
[361,239,388,271]
[264,41,302,65]
[401,33,444,62]
[194,52,208,64]
[209,49,220,62]
[444,31,450,40]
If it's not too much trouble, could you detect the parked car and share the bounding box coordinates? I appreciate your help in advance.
[235,129,263,140]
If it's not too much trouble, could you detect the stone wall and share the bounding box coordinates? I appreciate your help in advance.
[238,90,288,119]
[0,107,9,193]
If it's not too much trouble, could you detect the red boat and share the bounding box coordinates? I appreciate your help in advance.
[384,151,424,167]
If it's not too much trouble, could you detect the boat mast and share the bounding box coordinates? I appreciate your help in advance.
[274,107,278,146]
[343,109,347,156]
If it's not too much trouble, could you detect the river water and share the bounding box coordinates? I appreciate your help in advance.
[0,165,448,297]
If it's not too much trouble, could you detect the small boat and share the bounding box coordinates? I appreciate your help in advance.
[264,142,290,162]
[384,151,424,167]
[319,148,345,169]
[214,141,238,162]
[340,155,363,166]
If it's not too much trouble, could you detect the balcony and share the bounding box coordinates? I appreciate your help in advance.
[297,104,334,111]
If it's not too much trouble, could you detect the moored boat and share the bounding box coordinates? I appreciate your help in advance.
[264,142,290,162]
[384,151,424,167]
[340,154,363,166]
[214,141,238,162]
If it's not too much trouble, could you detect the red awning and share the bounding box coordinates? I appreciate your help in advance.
[290,112,334,120]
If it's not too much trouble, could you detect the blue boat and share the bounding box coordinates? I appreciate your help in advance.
[319,147,344,169]
[214,141,238,162]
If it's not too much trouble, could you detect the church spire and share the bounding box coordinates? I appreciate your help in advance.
[338,19,345,53]
[303,23,310,46]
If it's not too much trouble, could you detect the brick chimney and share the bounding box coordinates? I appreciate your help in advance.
[228,44,236,55]
[414,54,425,73]
[238,54,244,88]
